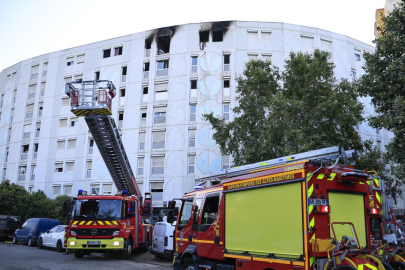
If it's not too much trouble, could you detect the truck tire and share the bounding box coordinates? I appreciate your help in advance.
[56,240,63,252]
[389,261,405,270]
[181,257,198,270]
[122,239,132,260]
[382,262,394,270]
[37,238,44,249]
[336,266,357,270]
[12,236,18,244]
[74,250,84,258]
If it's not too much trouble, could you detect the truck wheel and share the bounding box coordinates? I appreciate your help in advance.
[56,240,63,252]
[27,237,34,247]
[181,257,198,270]
[122,239,132,260]
[382,262,394,270]
[74,250,84,258]
[390,261,405,270]
[37,238,44,249]
[336,266,357,270]
[12,236,18,244]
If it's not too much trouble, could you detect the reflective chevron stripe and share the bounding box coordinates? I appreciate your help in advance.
[71,108,112,117]
[317,174,325,179]
[328,173,336,181]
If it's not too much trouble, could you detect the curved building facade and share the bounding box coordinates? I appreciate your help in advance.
[0,21,389,205]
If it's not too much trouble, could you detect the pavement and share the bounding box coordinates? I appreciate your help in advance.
[0,241,172,270]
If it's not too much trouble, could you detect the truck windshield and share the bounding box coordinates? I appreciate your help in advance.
[73,199,122,220]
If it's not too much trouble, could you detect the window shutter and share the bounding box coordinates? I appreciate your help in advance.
[189,155,195,165]
[23,124,31,132]
[151,182,163,189]
[64,76,72,84]
[75,74,83,81]
[155,83,168,92]
[55,163,63,169]
[67,56,74,62]
[103,184,112,194]
[301,37,314,52]
[153,131,165,148]
[152,157,164,167]
[53,186,61,196]
[31,65,39,74]
[66,162,74,171]
[57,140,65,150]
[87,161,92,170]
[43,63,48,71]
[29,85,36,94]
[64,185,72,195]
[139,133,145,143]
[68,139,76,149]
[321,40,332,52]
[189,130,195,139]
[76,54,85,63]
[138,157,144,167]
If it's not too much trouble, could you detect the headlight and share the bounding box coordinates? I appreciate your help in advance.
[70,231,77,236]
[112,231,120,236]
[69,241,77,246]
[111,241,122,246]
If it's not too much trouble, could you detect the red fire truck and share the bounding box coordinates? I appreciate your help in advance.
[168,146,390,270]
[64,80,153,259]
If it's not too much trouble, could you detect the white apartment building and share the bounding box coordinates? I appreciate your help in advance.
[0,21,389,206]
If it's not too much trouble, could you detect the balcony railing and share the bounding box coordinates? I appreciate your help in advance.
[19,174,26,181]
[23,132,30,140]
[157,69,168,77]
[145,49,151,57]
[31,73,38,80]
[36,131,40,137]
[28,93,35,99]
[143,71,149,79]
[88,146,93,155]
[43,71,47,77]
[224,64,230,72]
[26,112,33,119]
[86,170,91,178]
[31,174,35,181]
[38,110,43,117]
[154,116,166,124]
[33,152,37,159]
[21,153,28,160]
[121,75,126,83]
[191,66,197,73]
[118,120,123,128]
[40,90,45,97]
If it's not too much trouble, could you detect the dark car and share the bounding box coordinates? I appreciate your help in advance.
[0,215,21,242]
[13,218,60,247]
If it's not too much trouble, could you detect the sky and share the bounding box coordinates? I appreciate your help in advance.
[0,0,383,72]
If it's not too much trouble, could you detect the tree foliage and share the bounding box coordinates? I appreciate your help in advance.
[204,50,364,166]
[358,0,405,166]
[0,180,71,224]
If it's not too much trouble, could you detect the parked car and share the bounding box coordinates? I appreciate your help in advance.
[0,215,21,242]
[37,225,67,252]
[13,218,60,247]
[150,219,176,259]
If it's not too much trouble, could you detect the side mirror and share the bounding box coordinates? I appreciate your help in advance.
[46,230,50,234]
[167,210,175,224]
[168,200,176,210]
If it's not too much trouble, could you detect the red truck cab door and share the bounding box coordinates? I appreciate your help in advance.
[175,197,195,254]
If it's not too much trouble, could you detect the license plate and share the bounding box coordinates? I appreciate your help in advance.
[87,241,101,245]
[308,198,328,205]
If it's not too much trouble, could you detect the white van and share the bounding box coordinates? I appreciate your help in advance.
[150,218,176,259]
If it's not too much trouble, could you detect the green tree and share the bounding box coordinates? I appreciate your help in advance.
[358,0,405,167]
[204,50,364,166]
[0,180,30,219]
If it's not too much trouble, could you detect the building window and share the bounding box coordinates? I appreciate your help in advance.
[190,79,197,98]
[262,53,272,62]
[354,48,361,61]
[11,72,16,81]
[77,54,85,64]
[223,104,230,120]
[33,143,38,159]
[91,183,100,195]
[95,71,100,80]
[223,79,230,96]
[191,56,198,73]
[224,54,230,72]
[301,36,314,53]
[8,128,12,143]
[157,60,169,76]
[26,104,34,119]
[13,89,17,104]
[151,182,163,201]
[103,183,112,195]
[55,162,63,173]
[23,124,31,140]
[66,56,74,66]
[68,139,76,149]
[376,128,380,135]
[53,185,61,196]
[142,86,148,103]
[248,53,258,61]
[30,166,35,181]
[141,109,147,126]
[66,161,74,172]
[143,62,150,79]
[38,102,43,117]
[43,62,48,77]
[40,82,46,97]
[118,111,124,128]
[200,31,209,43]
[138,157,144,176]
[157,35,170,55]
[62,97,69,107]
[70,117,78,127]
[64,185,72,195]
[74,74,83,82]
[152,131,165,149]
[60,118,67,128]
[377,140,381,152]
[190,105,196,122]
[154,111,166,124]
[21,145,29,161]
[321,39,332,57]
[151,156,164,175]
[5,148,9,163]
[28,84,36,99]
[212,30,223,42]
[247,30,258,42]
[188,155,195,174]
[88,139,94,154]
[189,130,196,148]
[139,132,145,150]
[57,140,65,150]
[261,30,271,42]
[121,66,127,82]
[2,168,6,181]
[222,155,230,170]
[31,65,39,80]
[145,39,152,57]
[86,160,92,178]
[103,48,111,58]
[120,88,126,98]
[155,82,168,101]
[351,68,357,82]
[114,46,123,56]
[19,166,27,182]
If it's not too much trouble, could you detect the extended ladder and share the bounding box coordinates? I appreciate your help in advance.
[197,146,356,183]
[66,80,140,197]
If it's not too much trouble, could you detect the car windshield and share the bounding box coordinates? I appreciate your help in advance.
[50,225,59,232]
[73,199,122,220]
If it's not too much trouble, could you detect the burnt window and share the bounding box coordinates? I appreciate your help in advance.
[145,39,152,50]
[143,86,148,95]
[212,30,223,42]
[191,80,197,90]
[199,31,209,42]
[157,35,171,55]
[103,49,111,58]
